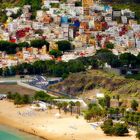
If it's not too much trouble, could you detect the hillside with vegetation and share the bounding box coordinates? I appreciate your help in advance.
[102,0,140,23]
[0,0,42,22]
[48,70,140,98]
[0,0,42,7]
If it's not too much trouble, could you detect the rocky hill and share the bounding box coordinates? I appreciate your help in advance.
[0,0,19,7]
[48,70,140,98]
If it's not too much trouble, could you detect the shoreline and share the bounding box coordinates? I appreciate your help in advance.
[0,115,48,140]
[0,123,47,140]
[0,100,137,140]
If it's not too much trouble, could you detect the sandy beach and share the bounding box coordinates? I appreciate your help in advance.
[0,100,137,140]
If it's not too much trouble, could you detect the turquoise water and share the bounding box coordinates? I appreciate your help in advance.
[0,129,23,140]
[0,125,43,140]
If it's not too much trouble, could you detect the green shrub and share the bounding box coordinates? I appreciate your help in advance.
[101,119,129,136]
[136,130,140,140]
[113,123,128,136]
[84,82,95,90]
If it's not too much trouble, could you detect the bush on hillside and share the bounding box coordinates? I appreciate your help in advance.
[101,119,129,136]
[136,130,140,140]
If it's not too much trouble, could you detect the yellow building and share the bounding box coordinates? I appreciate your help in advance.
[49,42,58,51]
[82,0,94,8]
[40,46,47,55]
[89,38,96,45]
[82,0,94,15]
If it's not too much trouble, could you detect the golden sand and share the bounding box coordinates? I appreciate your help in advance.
[0,100,137,140]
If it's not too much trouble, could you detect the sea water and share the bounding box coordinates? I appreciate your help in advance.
[0,125,43,140]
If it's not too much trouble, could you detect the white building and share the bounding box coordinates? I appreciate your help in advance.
[136,38,140,48]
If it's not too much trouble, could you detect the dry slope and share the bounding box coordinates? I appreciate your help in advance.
[48,70,140,98]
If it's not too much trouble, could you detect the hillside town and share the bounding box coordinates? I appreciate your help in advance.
[0,1,140,140]
[0,0,140,68]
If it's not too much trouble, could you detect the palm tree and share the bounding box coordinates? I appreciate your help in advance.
[47,98,53,105]
[14,92,22,106]
[62,102,68,114]
[116,95,120,102]
[128,114,134,124]
[124,111,130,123]
[136,129,140,140]
[57,102,63,114]
[48,105,52,113]
[75,101,81,115]
[69,101,75,115]
[120,108,125,117]
[131,100,139,111]
[84,111,92,122]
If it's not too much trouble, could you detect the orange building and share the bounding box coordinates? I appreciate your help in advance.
[43,15,53,24]
[94,22,102,31]
[80,22,89,30]
[16,52,23,59]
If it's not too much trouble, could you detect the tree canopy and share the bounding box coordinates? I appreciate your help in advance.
[34,91,53,102]
[49,49,62,58]
[0,41,17,54]
[120,53,138,68]
[56,40,72,52]
[131,100,139,111]
[136,130,140,140]
[31,39,49,49]
[96,49,121,68]
[101,119,129,136]
[106,42,115,49]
